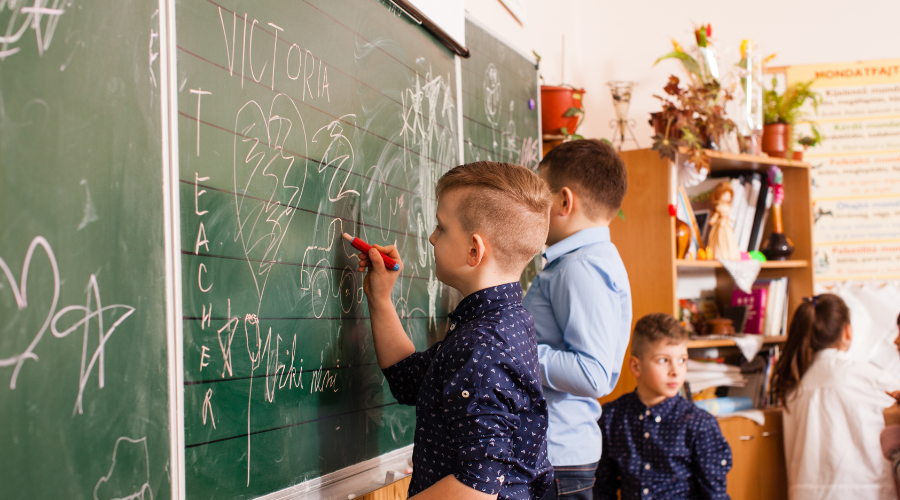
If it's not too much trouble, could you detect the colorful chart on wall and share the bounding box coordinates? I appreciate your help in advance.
[787,59,900,281]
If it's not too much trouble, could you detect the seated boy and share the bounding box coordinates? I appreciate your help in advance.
[523,139,632,499]
[594,313,732,500]
[356,161,554,499]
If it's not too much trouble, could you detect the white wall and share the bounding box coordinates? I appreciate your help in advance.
[466,0,900,147]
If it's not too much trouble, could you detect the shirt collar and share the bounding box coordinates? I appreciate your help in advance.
[627,390,682,418]
[448,282,523,329]
[543,227,611,263]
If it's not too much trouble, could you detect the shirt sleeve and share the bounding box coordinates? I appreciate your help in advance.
[538,260,624,398]
[443,341,524,494]
[381,343,439,406]
[691,413,732,500]
[593,411,620,500]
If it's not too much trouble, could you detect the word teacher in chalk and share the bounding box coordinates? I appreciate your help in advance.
[356,161,554,499]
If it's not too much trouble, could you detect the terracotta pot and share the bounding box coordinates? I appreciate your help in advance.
[541,86,585,136]
[762,123,790,157]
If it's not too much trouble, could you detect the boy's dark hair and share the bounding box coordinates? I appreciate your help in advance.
[897,311,900,326]
[631,313,689,358]
[539,139,627,220]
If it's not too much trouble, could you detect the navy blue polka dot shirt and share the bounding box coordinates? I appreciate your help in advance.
[595,392,732,500]
[382,282,553,499]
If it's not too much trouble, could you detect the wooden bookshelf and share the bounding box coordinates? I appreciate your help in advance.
[676,259,809,270]
[688,335,787,349]
[597,148,811,500]
[602,148,814,406]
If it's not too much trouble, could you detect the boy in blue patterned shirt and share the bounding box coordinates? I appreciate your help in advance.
[594,313,732,500]
[356,162,553,500]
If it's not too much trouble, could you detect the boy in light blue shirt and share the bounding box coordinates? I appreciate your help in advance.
[523,139,632,500]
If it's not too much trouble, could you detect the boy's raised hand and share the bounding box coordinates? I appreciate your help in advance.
[358,243,403,304]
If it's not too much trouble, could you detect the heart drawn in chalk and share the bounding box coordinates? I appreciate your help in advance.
[0,237,60,389]
[232,94,309,304]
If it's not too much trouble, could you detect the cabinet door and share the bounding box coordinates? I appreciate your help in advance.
[756,411,788,500]
[718,417,760,500]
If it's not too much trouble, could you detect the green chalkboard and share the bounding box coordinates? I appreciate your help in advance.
[461,17,541,170]
[460,17,542,288]
[176,0,455,498]
[0,2,171,500]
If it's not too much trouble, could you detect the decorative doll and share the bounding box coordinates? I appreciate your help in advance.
[706,181,740,261]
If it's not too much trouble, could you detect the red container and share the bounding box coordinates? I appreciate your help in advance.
[541,85,585,136]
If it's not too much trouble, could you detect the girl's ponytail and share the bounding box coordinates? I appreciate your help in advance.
[772,294,850,407]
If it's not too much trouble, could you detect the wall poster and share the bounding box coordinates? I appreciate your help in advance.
[786,59,900,281]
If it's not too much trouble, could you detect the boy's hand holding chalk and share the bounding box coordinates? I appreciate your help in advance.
[343,233,400,271]
[344,233,402,302]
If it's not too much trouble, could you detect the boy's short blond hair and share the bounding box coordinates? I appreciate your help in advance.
[631,313,689,359]
[435,161,552,273]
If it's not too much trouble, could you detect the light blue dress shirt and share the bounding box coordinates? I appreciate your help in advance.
[523,227,632,466]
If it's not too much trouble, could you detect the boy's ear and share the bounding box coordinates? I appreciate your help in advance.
[556,187,575,217]
[628,356,641,378]
[467,233,486,268]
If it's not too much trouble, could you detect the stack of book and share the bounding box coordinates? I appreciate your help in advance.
[726,346,782,408]
[730,277,789,336]
[680,172,774,257]
[686,359,747,392]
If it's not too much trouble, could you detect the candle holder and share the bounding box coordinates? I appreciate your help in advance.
[607,81,640,150]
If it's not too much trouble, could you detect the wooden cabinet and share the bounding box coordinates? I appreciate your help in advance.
[718,409,788,500]
[596,149,811,498]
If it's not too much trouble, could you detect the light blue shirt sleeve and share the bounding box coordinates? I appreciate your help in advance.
[537,259,622,399]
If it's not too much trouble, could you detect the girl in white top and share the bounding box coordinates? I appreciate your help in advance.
[773,294,900,500]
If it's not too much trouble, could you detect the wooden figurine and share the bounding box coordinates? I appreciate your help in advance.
[706,181,740,261]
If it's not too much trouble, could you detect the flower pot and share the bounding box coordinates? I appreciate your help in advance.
[541,86,585,136]
[649,112,683,140]
[762,124,790,158]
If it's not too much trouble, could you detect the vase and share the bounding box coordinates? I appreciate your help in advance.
[675,218,691,259]
[540,86,585,136]
[761,124,790,158]
[761,204,794,260]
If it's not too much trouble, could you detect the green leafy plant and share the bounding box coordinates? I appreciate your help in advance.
[559,106,585,141]
[651,24,737,170]
[650,75,736,170]
[763,76,822,153]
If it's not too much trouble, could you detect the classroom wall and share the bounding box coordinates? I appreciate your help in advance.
[465,0,900,146]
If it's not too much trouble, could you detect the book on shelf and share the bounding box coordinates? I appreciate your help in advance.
[730,277,789,336]
[748,177,773,252]
[675,187,701,260]
[723,346,782,409]
[686,172,773,253]
[694,396,755,416]
[686,359,747,392]
[731,286,767,334]
[739,173,762,250]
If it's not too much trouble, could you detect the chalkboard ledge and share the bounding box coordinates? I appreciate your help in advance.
[255,445,413,500]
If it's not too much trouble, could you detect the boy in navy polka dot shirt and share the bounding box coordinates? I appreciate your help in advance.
[594,314,732,499]
[356,162,554,500]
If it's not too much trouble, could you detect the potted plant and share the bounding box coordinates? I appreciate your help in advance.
[651,25,737,170]
[540,85,585,139]
[762,76,822,159]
